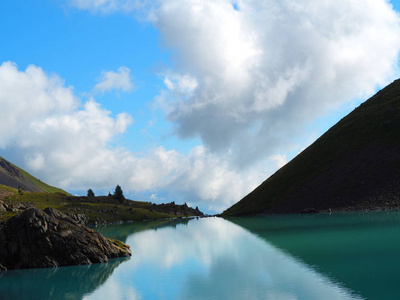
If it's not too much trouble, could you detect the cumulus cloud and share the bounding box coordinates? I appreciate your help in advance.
[149,0,400,167]
[0,62,266,212]
[163,73,198,95]
[72,0,400,167]
[0,62,77,148]
[94,66,133,93]
[0,62,132,188]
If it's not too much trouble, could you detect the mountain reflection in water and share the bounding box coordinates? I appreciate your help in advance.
[0,257,129,300]
[4,215,386,300]
[88,217,361,300]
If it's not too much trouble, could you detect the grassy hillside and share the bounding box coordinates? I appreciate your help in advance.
[0,191,202,224]
[18,168,67,194]
[223,78,400,216]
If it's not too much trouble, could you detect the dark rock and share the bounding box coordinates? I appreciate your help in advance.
[0,207,131,270]
[150,202,205,217]
[69,213,90,225]
[0,201,7,212]
[301,208,319,214]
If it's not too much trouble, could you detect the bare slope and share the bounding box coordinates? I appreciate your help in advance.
[0,156,67,193]
[223,79,400,216]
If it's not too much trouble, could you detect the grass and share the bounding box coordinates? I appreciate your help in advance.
[0,190,178,223]
[108,237,130,250]
[0,184,18,194]
[0,154,202,223]
[19,169,69,194]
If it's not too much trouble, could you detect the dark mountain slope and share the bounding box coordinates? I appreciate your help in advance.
[0,156,67,193]
[223,79,400,216]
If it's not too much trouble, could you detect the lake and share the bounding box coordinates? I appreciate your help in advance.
[1,211,400,299]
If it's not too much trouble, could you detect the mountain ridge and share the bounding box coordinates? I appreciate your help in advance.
[223,78,400,216]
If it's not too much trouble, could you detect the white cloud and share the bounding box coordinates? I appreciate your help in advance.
[94,66,133,93]
[0,62,77,148]
[0,62,266,212]
[270,154,287,169]
[164,146,267,212]
[163,73,198,94]
[0,62,132,189]
[72,0,400,169]
[148,0,400,168]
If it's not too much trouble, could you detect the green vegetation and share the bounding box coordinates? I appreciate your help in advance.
[114,185,125,203]
[0,191,178,223]
[19,168,68,194]
[108,237,131,251]
[0,184,203,224]
[0,184,17,194]
[87,189,95,197]
[223,78,400,216]
[0,154,203,224]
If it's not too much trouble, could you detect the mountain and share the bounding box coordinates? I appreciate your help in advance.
[0,156,67,194]
[223,79,400,216]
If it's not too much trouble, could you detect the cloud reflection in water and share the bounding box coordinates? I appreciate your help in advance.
[86,218,362,300]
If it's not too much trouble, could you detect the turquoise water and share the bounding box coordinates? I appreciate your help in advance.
[1,212,400,299]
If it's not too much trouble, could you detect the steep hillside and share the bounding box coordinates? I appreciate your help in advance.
[0,156,67,194]
[223,78,400,216]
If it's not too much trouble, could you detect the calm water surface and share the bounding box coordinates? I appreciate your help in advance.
[1,211,400,299]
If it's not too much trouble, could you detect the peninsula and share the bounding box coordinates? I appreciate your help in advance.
[0,156,203,270]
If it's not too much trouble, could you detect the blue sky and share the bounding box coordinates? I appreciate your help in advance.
[1,0,400,213]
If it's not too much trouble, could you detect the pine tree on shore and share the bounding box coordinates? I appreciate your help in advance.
[114,185,125,203]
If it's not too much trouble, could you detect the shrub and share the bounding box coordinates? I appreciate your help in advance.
[87,189,95,197]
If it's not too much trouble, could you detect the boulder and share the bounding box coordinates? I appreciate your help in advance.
[0,207,131,270]
[0,200,7,212]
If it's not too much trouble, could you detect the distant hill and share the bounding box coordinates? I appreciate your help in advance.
[0,156,67,194]
[223,79,400,216]
[0,156,204,224]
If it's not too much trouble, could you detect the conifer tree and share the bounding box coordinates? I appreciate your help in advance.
[114,185,125,203]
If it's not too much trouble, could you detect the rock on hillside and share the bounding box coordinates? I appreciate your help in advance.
[223,78,400,216]
[0,207,131,270]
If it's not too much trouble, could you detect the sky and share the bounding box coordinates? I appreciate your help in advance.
[1,0,400,214]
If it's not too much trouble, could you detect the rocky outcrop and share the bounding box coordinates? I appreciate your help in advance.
[151,202,204,217]
[0,207,131,270]
[0,200,8,212]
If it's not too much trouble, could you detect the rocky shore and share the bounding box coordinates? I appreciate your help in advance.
[0,207,131,271]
